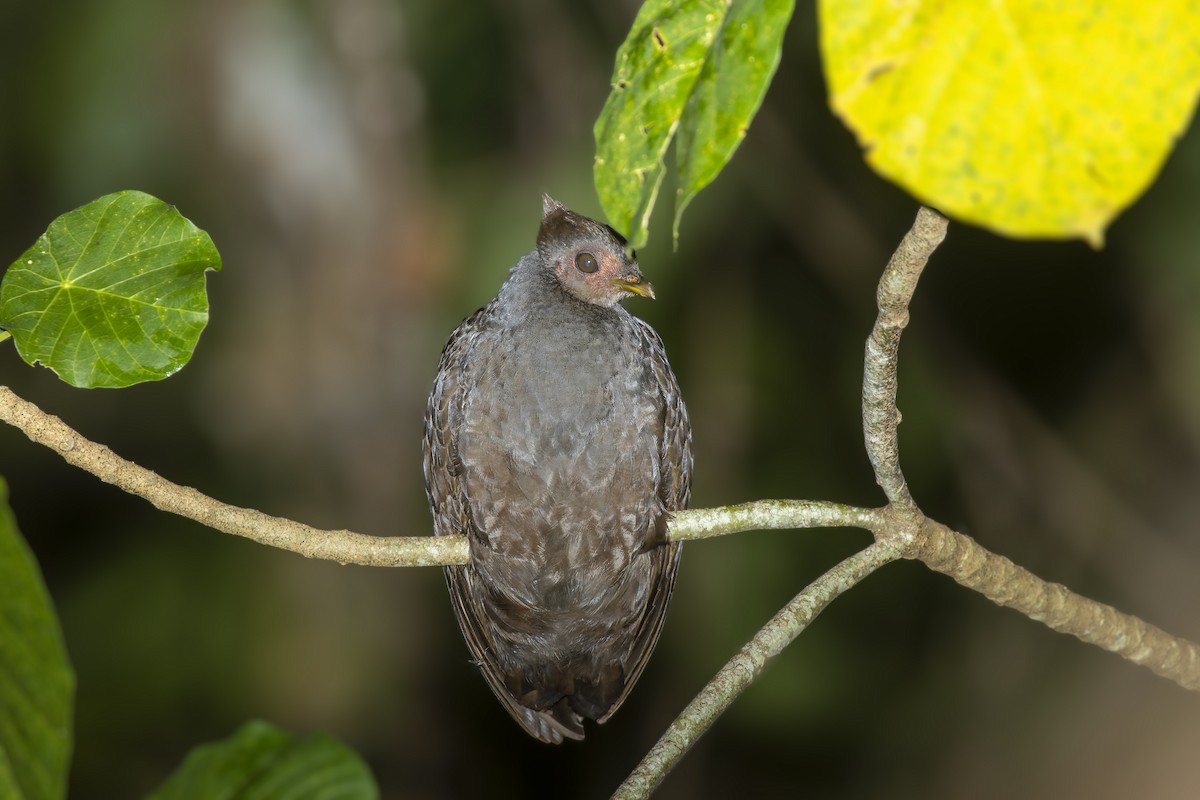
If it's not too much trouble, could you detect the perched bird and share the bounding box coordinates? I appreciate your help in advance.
[423,195,692,743]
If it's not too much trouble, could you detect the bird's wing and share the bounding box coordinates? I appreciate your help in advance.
[641,317,693,515]
[598,316,693,724]
[422,305,586,744]
[423,307,487,546]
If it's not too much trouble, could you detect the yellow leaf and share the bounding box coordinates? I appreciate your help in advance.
[820,0,1200,245]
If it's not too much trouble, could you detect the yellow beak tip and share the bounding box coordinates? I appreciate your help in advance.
[617,278,655,300]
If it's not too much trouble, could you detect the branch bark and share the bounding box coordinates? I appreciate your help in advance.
[862,206,947,511]
[916,518,1200,690]
[0,384,467,568]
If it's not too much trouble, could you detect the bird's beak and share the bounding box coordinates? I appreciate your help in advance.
[612,275,656,300]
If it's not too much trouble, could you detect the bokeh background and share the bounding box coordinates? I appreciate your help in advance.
[3,2,1200,798]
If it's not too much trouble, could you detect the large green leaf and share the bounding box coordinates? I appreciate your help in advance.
[594,0,794,249]
[0,476,75,800]
[148,720,378,800]
[0,191,222,388]
[820,0,1200,245]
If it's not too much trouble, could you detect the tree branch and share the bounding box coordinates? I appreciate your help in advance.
[915,518,1200,690]
[855,208,1200,693]
[668,499,885,540]
[862,206,947,512]
[612,539,904,800]
[612,204,1199,796]
[0,384,466,567]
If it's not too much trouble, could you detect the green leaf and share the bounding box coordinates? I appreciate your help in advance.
[0,191,222,388]
[0,476,75,800]
[594,0,794,249]
[148,720,378,800]
[674,0,794,244]
[820,0,1200,245]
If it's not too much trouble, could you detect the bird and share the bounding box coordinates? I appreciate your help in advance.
[422,194,692,743]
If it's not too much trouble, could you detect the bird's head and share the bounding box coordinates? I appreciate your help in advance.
[537,195,655,308]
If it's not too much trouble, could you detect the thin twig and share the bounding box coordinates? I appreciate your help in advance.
[611,539,904,800]
[862,207,947,512]
[668,500,885,540]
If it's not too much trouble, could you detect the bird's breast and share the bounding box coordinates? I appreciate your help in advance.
[466,318,656,463]
[456,318,663,603]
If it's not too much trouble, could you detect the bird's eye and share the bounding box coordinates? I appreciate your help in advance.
[575,252,599,274]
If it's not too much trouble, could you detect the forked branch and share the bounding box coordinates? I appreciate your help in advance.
[611,206,1200,799]
[856,208,1200,692]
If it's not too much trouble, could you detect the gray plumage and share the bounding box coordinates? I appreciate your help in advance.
[422,195,692,743]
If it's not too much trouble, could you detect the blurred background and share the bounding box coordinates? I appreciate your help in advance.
[2,1,1199,797]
